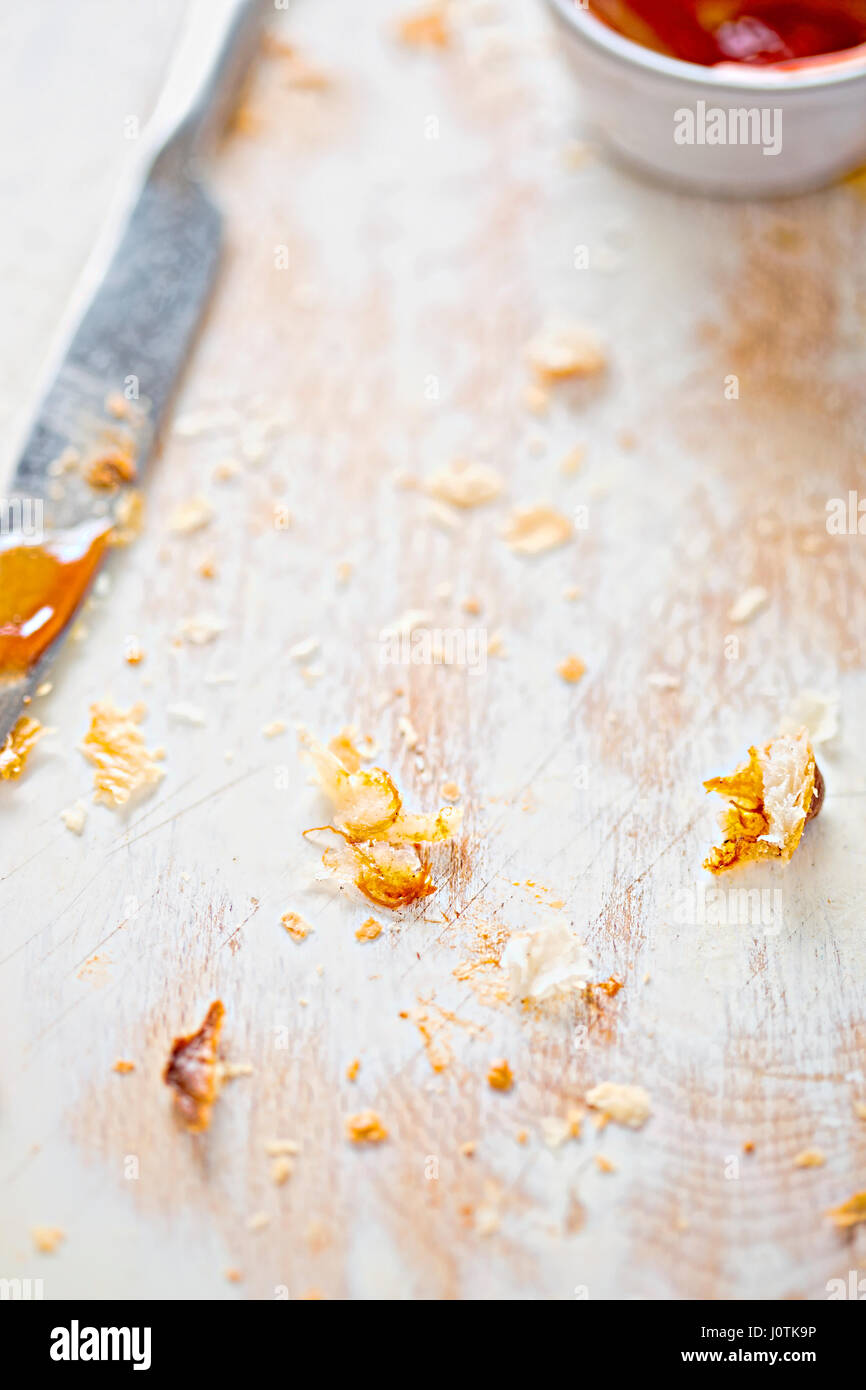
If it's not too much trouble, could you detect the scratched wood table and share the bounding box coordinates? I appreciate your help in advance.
[1,0,864,1302]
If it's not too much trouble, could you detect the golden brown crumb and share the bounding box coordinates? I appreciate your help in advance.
[595,1154,617,1174]
[440,781,461,802]
[224,1267,243,1283]
[124,638,144,665]
[855,1101,866,1121]
[793,1148,826,1168]
[460,1140,477,1157]
[113,1059,135,1074]
[163,1000,225,1133]
[743,1140,756,1153]
[86,448,137,490]
[32,1226,64,1253]
[586,1082,651,1129]
[281,910,312,942]
[526,321,606,381]
[300,730,462,909]
[109,488,145,547]
[355,916,383,942]
[346,1058,361,1081]
[270,1156,293,1185]
[503,505,572,556]
[425,459,503,508]
[826,1191,866,1230]
[516,1129,529,1145]
[264,1139,301,1156]
[396,5,450,48]
[345,1110,388,1144]
[560,445,585,475]
[487,1059,514,1092]
[0,717,45,781]
[263,720,286,738]
[557,655,586,684]
[168,494,213,533]
[80,701,163,807]
[704,729,821,873]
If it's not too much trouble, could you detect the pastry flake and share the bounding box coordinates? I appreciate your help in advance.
[164,1000,225,1133]
[703,729,822,874]
[80,700,164,807]
[0,716,45,781]
[586,1082,651,1129]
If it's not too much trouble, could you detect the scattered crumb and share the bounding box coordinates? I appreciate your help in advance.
[396,5,450,48]
[526,320,606,381]
[86,447,137,490]
[289,636,320,661]
[541,1109,583,1149]
[855,1102,866,1121]
[440,781,461,801]
[177,613,225,645]
[585,1082,651,1129]
[262,720,287,738]
[460,1140,477,1157]
[60,800,88,835]
[703,728,820,873]
[560,445,585,475]
[355,917,383,942]
[502,917,590,1002]
[647,672,680,691]
[163,1000,225,1133]
[398,714,420,750]
[113,1059,135,1074]
[345,1110,388,1144]
[0,717,45,781]
[167,702,206,726]
[487,1059,514,1092]
[503,505,573,555]
[780,690,839,745]
[31,1227,65,1254]
[224,1267,243,1283]
[109,489,144,547]
[346,1058,361,1081]
[826,1191,866,1230]
[270,1156,293,1185]
[247,1212,270,1232]
[168,494,214,533]
[743,1140,755,1153]
[558,655,586,684]
[474,1204,501,1236]
[595,1154,617,1174]
[728,585,768,624]
[124,638,145,665]
[793,1148,826,1168]
[281,911,313,942]
[425,459,503,508]
[524,382,550,415]
[264,1139,301,1157]
[80,701,163,807]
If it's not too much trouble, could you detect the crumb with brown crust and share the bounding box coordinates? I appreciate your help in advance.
[487,1059,514,1092]
[32,1226,64,1253]
[80,700,163,807]
[826,1191,866,1230]
[163,1000,225,1133]
[704,728,822,873]
[0,717,45,781]
[345,1110,388,1144]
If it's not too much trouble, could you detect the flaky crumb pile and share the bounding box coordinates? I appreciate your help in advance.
[345,1110,388,1144]
[80,700,164,807]
[586,1082,651,1129]
[163,1000,225,1133]
[0,717,45,781]
[703,729,822,873]
[300,729,461,909]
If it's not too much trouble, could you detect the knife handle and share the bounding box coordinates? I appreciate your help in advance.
[146,0,269,170]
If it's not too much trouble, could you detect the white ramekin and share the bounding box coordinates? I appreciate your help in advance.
[544,0,866,196]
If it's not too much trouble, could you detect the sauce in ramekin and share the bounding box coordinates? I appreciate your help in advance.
[586,1,866,66]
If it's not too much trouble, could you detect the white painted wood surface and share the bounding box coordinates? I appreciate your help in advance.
[1,0,864,1301]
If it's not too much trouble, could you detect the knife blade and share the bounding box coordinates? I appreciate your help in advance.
[0,0,266,746]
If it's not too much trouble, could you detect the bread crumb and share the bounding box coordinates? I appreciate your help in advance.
[585,1081,651,1129]
[263,720,287,738]
[247,1212,270,1231]
[560,445,585,475]
[32,1226,65,1253]
[396,5,450,48]
[224,1267,243,1283]
[281,911,313,942]
[503,505,572,555]
[487,1059,514,1092]
[527,321,605,380]
[703,728,820,873]
[271,1156,293,1185]
[595,1154,616,1174]
[460,1140,477,1157]
[826,1190,866,1230]
[163,1000,225,1133]
[346,1058,361,1081]
[0,717,45,781]
[440,781,461,801]
[728,585,768,624]
[793,1148,826,1168]
[425,459,503,508]
[854,1101,866,1121]
[558,655,586,684]
[355,917,383,942]
[113,1059,135,1074]
[345,1110,388,1143]
[80,701,163,807]
[168,494,213,533]
[61,800,88,835]
[177,613,225,645]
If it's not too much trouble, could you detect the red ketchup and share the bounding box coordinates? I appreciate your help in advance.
[586,1,866,66]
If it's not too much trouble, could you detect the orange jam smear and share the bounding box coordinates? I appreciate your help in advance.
[587,2,866,66]
[0,519,111,674]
